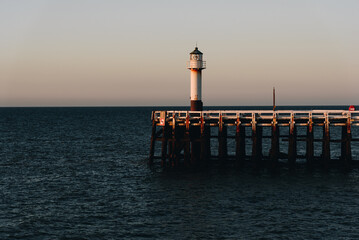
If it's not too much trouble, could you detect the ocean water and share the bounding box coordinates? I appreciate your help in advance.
[1,106,359,239]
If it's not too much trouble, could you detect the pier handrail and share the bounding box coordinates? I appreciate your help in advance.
[152,110,359,123]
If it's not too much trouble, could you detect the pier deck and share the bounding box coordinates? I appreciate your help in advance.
[149,110,359,169]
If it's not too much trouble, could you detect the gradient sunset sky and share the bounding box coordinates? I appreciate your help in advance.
[1,0,358,107]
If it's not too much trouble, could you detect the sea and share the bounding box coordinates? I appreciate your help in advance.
[1,106,359,239]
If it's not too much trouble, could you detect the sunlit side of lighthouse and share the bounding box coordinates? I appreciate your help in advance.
[187,47,206,111]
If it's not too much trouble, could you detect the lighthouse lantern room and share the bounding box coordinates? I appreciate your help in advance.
[187,47,206,111]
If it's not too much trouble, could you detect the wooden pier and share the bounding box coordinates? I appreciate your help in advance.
[149,110,359,169]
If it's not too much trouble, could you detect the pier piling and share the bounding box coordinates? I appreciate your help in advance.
[322,113,331,168]
[288,112,297,169]
[218,113,228,163]
[306,113,314,167]
[235,117,246,166]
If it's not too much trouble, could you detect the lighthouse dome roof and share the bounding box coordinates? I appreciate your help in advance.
[190,47,203,55]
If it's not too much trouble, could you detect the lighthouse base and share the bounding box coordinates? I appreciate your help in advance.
[191,100,203,111]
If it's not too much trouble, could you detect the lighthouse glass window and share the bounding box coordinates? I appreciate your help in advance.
[191,54,200,60]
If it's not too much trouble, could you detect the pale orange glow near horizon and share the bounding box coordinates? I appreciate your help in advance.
[1,0,359,107]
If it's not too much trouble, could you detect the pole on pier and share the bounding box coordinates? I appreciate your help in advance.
[273,87,276,111]
[288,112,297,169]
[306,113,314,167]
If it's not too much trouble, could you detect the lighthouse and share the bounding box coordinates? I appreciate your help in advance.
[187,47,206,111]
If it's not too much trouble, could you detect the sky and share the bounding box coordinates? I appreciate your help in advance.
[1,0,359,107]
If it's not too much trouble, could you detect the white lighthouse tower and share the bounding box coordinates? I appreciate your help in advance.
[187,47,206,111]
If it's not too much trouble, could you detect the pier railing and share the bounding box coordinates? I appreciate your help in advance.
[152,110,359,126]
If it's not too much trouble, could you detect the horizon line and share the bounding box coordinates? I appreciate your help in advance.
[0,104,356,108]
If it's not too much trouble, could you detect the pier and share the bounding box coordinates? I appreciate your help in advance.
[149,110,359,169]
